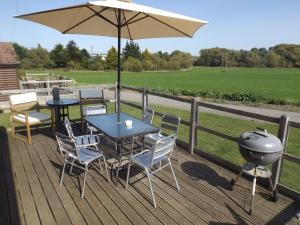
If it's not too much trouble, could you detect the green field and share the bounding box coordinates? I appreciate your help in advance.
[58,67,300,105]
[1,102,299,192]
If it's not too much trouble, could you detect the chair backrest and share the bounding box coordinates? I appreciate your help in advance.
[142,108,154,124]
[9,92,38,111]
[64,117,75,139]
[160,114,180,136]
[150,134,176,167]
[56,132,79,160]
[84,105,107,116]
[79,89,104,103]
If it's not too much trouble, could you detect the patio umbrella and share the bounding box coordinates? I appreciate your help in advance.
[15,0,208,122]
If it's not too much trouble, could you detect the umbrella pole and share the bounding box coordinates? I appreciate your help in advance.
[117,9,121,123]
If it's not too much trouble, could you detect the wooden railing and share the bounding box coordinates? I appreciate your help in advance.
[120,85,300,202]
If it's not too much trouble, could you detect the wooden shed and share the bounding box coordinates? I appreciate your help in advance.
[0,42,20,101]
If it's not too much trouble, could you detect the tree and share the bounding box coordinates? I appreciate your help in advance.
[22,44,54,69]
[123,41,141,60]
[50,44,69,68]
[265,52,281,67]
[123,57,143,72]
[12,42,27,60]
[142,48,152,61]
[106,46,118,70]
[66,40,82,62]
[169,51,193,69]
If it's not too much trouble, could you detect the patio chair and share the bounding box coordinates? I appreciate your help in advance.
[64,117,100,149]
[142,108,154,124]
[79,89,106,132]
[126,134,180,208]
[9,92,54,144]
[83,105,107,134]
[56,132,110,198]
[145,114,180,144]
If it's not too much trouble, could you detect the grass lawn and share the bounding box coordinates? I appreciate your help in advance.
[55,67,300,104]
[1,102,299,192]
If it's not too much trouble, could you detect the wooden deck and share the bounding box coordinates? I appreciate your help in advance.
[0,127,299,225]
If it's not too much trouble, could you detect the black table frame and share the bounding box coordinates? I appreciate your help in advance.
[46,99,79,129]
[84,113,159,184]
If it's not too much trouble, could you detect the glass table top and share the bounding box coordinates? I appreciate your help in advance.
[46,98,79,107]
[85,113,159,140]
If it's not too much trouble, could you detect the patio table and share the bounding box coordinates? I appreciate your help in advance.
[46,98,79,129]
[85,112,159,184]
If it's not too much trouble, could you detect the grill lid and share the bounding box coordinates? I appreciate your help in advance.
[239,128,282,153]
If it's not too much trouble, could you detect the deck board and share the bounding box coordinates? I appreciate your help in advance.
[0,127,299,225]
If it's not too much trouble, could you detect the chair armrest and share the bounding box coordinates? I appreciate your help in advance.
[156,134,176,145]
[11,109,30,123]
[11,109,28,116]
[130,149,150,159]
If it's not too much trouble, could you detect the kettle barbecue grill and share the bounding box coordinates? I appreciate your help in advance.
[230,128,283,214]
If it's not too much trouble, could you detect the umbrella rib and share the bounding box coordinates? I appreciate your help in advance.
[87,6,117,27]
[62,7,109,34]
[121,12,142,26]
[122,14,149,27]
[145,13,192,38]
[122,11,133,40]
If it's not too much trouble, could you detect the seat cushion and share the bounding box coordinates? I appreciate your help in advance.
[130,151,166,169]
[78,147,103,165]
[13,111,50,124]
[75,135,99,146]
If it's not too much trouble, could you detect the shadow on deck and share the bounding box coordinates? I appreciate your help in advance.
[0,126,299,225]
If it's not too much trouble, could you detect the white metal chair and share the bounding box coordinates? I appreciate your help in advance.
[142,108,154,124]
[64,117,100,149]
[83,105,107,134]
[126,134,180,208]
[145,114,180,144]
[56,132,110,198]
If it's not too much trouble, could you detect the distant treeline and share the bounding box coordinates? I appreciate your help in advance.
[195,44,300,68]
[12,40,193,72]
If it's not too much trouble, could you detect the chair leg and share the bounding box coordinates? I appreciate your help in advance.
[26,122,32,144]
[81,166,88,198]
[69,159,74,174]
[98,159,103,171]
[169,159,180,191]
[60,161,66,186]
[11,121,15,137]
[125,161,131,190]
[102,156,110,183]
[146,170,156,208]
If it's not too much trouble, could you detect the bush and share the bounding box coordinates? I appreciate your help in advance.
[168,60,180,70]
[142,60,155,71]
[123,57,143,72]
[67,60,81,70]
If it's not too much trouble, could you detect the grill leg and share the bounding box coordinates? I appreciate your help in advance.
[250,167,257,215]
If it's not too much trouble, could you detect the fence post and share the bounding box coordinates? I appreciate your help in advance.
[114,82,118,113]
[189,98,198,154]
[142,88,148,115]
[145,88,149,107]
[272,114,289,189]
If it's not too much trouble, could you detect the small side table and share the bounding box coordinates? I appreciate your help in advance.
[46,98,79,129]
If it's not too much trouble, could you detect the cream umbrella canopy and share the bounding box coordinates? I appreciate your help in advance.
[15,0,208,122]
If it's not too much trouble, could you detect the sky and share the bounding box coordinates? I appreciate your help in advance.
[1,0,300,55]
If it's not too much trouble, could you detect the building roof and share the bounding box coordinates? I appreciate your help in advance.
[0,42,19,65]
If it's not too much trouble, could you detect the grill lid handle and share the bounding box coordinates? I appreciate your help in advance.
[254,127,268,137]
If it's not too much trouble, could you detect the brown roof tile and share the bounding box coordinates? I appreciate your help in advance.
[0,42,19,65]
